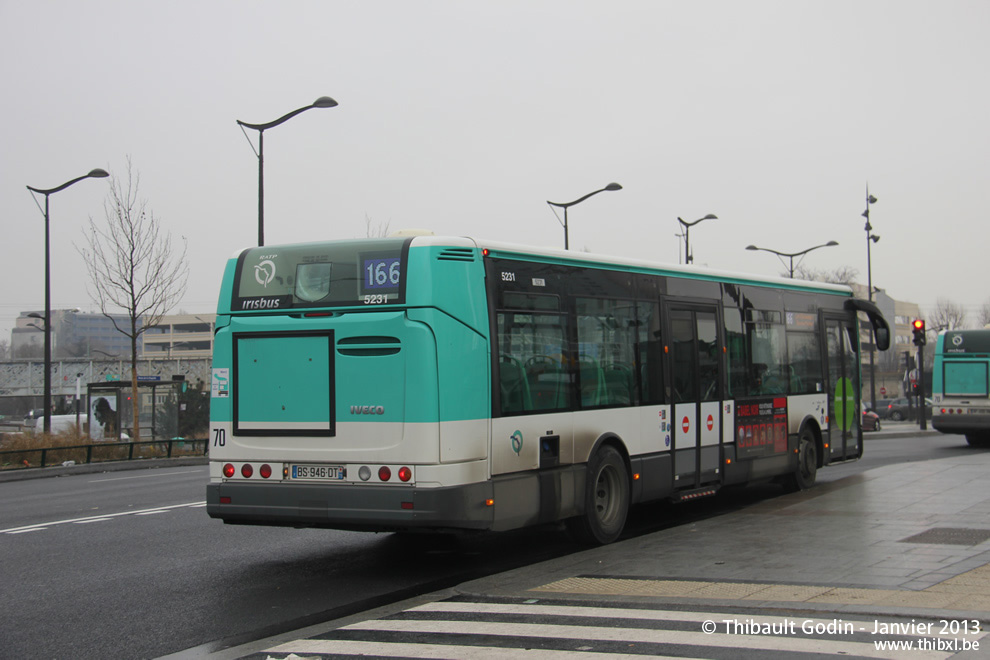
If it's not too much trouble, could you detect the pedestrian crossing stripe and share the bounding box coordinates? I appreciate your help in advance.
[263,598,980,659]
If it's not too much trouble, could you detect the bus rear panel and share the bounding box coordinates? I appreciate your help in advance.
[206,237,495,532]
[932,329,990,447]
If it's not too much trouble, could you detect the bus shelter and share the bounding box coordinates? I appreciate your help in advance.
[87,379,182,441]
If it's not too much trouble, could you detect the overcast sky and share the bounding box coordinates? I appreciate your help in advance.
[2,0,988,342]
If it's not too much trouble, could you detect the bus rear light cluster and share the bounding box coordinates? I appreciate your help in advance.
[358,465,413,482]
[941,408,964,415]
[222,463,274,479]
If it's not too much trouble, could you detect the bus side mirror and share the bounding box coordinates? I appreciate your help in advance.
[875,327,890,352]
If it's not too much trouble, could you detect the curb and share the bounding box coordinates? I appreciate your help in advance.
[0,456,208,483]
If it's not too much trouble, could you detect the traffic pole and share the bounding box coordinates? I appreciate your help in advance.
[918,344,927,430]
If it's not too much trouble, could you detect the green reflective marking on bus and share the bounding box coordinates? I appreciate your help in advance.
[833,377,854,431]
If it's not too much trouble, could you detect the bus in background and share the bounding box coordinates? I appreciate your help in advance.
[932,329,990,447]
[206,235,890,544]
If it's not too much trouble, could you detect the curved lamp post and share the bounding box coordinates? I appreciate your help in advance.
[677,213,718,264]
[547,182,622,250]
[26,168,109,434]
[745,240,839,278]
[237,96,338,247]
[863,184,880,411]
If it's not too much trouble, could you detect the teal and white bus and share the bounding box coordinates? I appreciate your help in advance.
[932,329,990,447]
[206,235,889,544]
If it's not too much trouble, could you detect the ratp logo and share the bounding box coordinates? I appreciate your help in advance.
[510,430,523,455]
[952,334,964,347]
[254,259,276,288]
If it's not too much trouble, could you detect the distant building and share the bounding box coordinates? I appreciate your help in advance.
[849,285,922,403]
[11,310,137,359]
[141,313,215,358]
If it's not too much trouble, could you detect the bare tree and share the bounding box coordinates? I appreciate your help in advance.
[927,297,966,332]
[979,299,990,328]
[77,159,188,442]
[792,264,859,286]
[365,213,391,238]
[0,339,8,361]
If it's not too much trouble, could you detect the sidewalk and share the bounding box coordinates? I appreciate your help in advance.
[229,450,990,658]
[458,450,990,620]
[871,418,938,438]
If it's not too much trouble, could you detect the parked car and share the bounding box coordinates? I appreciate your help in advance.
[884,397,933,421]
[865,398,893,415]
[862,405,881,432]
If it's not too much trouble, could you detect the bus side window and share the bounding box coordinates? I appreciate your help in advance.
[499,354,531,413]
[724,309,746,399]
[745,314,786,396]
[496,309,569,415]
[786,330,822,394]
[637,301,664,405]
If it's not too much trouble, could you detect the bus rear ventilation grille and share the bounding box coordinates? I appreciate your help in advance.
[437,248,476,262]
[337,336,401,356]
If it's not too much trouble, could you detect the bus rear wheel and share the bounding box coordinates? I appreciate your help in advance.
[966,434,990,448]
[786,427,818,491]
[566,445,629,545]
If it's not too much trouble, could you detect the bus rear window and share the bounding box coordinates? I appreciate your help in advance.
[944,361,989,397]
[232,238,408,310]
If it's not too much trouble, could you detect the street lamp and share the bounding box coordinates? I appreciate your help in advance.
[863,184,880,411]
[677,214,718,264]
[237,96,339,247]
[745,241,839,278]
[27,168,109,435]
[547,183,622,250]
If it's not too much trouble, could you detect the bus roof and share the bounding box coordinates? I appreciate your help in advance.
[937,328,990,354]
[409,235,853,296]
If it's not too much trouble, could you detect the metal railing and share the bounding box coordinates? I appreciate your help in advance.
[0,438,207,470]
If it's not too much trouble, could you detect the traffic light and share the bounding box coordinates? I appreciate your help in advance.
[912,319,927,346]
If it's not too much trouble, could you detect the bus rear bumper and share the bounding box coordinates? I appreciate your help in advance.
[206,480,495,533]
[932,414,990,435]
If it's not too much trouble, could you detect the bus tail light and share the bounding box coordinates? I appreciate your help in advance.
[241,464,253,478]
[223,463,235,478]
[398,466,412,482]
[378,466,392,481]
[260,464,272,479]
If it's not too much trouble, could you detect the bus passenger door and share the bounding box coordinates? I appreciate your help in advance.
[667,304,722,489]
[824,317,861,462]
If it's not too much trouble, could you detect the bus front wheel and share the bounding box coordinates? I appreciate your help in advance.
[786,428,818,491]
[567,445,629,545]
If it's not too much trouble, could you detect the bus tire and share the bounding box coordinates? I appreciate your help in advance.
[566,445,629,545]
[965,434,990,448]
[786,427,818,491]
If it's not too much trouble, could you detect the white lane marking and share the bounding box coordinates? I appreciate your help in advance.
[338,619,945,660]
[413,601,854,629]
[270,639,699,659]
[0,501,206,535]
[88,469,206,483]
